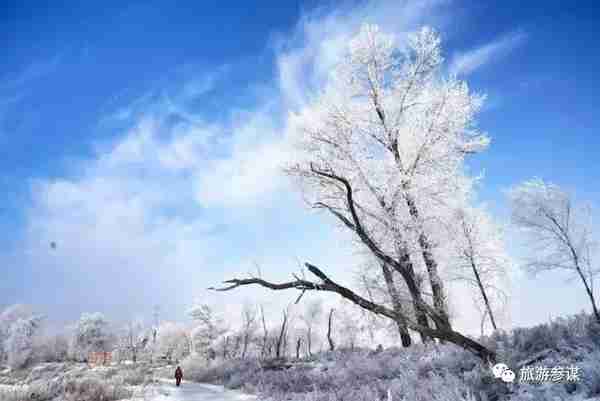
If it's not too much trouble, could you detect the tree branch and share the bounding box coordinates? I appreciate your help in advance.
[210,263,495,362]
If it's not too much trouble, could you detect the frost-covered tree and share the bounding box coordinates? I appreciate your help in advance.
[275,308,289,359]
[0,305,44,368]
[447,206,511,332]
[4,315,44,368]
[509,178,600,323]
[285,23,488,336]
[156,321,191,363]
[119,319,148,363]
[300,299,322,356]
[240,303,258,359]
[188,303,226,359]
[70,312,111,361]
[213,24,496,362]
[0,304,31,364]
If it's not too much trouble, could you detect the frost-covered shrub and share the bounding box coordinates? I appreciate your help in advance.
[180,355,261,387]
[120,366,147,385]
[586,319,600,348]
[580,350,600,396]
[63,377,132,401]
[0,377,132,401]
[171,312,600,401]
[34,335,69,363]
[511,324,560,355]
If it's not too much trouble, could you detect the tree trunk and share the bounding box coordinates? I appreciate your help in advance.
[260,306,268,358]
[395,249,432,343]
[327,308,335,351]
[275,310,288,359]
[381,263,412,347]
[296,337,302,359]
[575,260,600,324]
[223,336,229,360]
[242,334,249,359]
[403,191,451,332]
[470,258,498,331]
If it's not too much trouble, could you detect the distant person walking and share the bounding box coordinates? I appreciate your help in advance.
[175,365,183,387]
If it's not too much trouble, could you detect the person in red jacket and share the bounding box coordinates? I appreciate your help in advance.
[175,365,183,387]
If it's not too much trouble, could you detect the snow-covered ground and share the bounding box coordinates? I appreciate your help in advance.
[128,379,257,401]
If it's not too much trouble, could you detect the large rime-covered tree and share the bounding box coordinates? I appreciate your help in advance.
[212,24,496,362]
[285,24,488,335]
[289,25,487,329]
[509,179,600,323]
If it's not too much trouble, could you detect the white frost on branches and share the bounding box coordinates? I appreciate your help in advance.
[0,305,44,368]
[70,312,111,361]
[509,178,600,322]
[286,23,499,334]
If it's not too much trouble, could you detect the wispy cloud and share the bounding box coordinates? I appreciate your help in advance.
[450,29,527,76]
[0,54,62,90]
[0,54,63,139]
[13,0,532,334]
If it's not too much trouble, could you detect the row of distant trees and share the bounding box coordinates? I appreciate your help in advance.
[0,307,175,369]
[192,300,377,363]
[0,298,375,369]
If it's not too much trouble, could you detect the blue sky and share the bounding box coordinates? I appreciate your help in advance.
[1,0,600,334]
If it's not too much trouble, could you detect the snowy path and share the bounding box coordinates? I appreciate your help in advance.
[142,379,258,401]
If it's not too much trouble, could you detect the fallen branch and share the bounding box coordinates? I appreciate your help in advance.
[210,262,496,363]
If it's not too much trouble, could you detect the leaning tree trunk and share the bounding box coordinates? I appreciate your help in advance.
[574,257,600,324]
[381,263,412,347]
[395,248,433,343]
[471,258,498,331]
[404,191,451,332]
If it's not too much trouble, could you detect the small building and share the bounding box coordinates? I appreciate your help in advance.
[88,351,112,366]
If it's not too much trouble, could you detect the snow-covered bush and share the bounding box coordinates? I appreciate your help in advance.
[179,354,261,386]
[182,312,600,401]
[120,366,149,385]
[34,334,69,363]
[63,377,132,401]
[586,319,600,348]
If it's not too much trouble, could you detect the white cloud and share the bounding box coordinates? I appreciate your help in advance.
[14,1,572,338]
[15,0,485,333]
[450,30,527,76]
